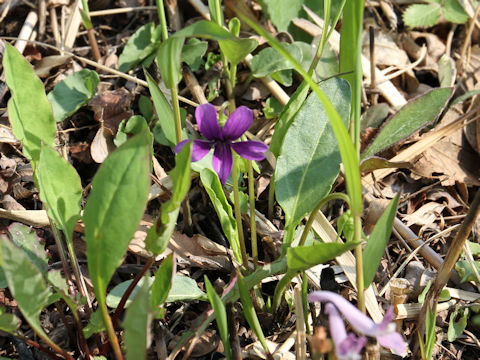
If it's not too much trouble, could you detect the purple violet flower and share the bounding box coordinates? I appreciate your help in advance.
[308,291,407,357]
[325,303,366,360]
[175,103,268,184]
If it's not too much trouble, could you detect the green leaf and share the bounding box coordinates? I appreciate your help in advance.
[200,168,241,262]
[84,132,151,309]
[270,69,292,86]
[362,195,399,289]
[173,20,257,65]
[263,97,283,119]
[452,89,480,106]
[269,81,310,157]
[455,259,480,282]
[0,312,20,334]
[38,145,82,245]
[403,4,441,28]
[146,144,191,255]
[257,0,303,31]
[438,54,456,88]
[205,276,232,360]
[443,0,468,24]
[208,0,223,24]
[237,272,269,355]
[275,78,351,233]
[362,87,452,158]
[139,95,154,123]
[7,223,48,274]
[150,253,175,313]
[425,304,436,358]
[157,36,185,88]
[83,309,106,339]
[448,306,468,342]
[107,276,155,309]
[47,69,100,122]
[0,236,51,342]
[145,71,176,146]
[123,277,152,360]
[182,38,208,71]
[167,275,207,302]
[249,43,302,78]
[114,115,149,147]
[218,38,258,66]
[287,242,360,272]
[118,22,162,72]
[337,210,355,243]
[3,43,55,165]
[467,240,480,256]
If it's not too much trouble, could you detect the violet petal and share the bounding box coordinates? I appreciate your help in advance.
[221,106,253,141]
[196,103,222,140]
[212,142,233,184]
[174,139,190,154]
[191,139,213,162]
[308,291,376,335]
[326,304,365,360]
[377,332,407,356]
[230,141,268,161]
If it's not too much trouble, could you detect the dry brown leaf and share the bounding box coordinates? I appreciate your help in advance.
[0,126,19,144]
[1,194,25,211]
[90,127,115,164]
[0,154,16,177]
[402,202,445,228]
[89,88,133,135]
[34,55,71,78]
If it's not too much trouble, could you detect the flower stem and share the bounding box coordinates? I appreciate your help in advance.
[354,214,365,313]
[247,161,258,267]
[232,155,248,269]
[156,0,169,41]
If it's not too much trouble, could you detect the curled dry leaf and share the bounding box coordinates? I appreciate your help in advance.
[34,55,71,78]
[88,88,133,135]
[402,202,445,228]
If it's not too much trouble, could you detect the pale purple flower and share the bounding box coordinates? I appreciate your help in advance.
[175,104,268,184]
[308,291,407,357]
[325,303,366,360]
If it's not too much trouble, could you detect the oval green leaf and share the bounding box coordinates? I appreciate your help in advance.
[275,77,351,232]
[84,132,151,306]
[3,43,56,164]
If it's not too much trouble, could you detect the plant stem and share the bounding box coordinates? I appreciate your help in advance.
[247,161,258,267]
[171,85,183,144]
[354,214,365,313]
[112,257,155,327]
[99,299,123,360]
[232,155,248,269]
[156,0,169,41]
[49,220,73,291]
[267,174,275,220]
[298,192,350,247]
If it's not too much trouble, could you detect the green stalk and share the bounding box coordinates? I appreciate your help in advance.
[354,214,365,313]
[171,86,183,144]
[267,174,275,220]
[99,299,123,360]
[247,161,258,267]
[232,155,248,269]
[298,192,350,247]
[156,0,169,41]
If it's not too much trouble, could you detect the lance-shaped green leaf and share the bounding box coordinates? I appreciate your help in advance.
[151,254,175,315]
[200,168,241,262]
[237,272,269,356]
[249,43,302,78]
[173,20,258,66]
[146,144,191,255]
[0,236,51,342]
[157,36,185,88]
[362,87,453,158]
[3,43,55,165]
[123,277,152,360]
[275,78,351,236]
[145,71,176,146]
[47,69,100,122]
[287,242,360,272]
[84,132,150,308]
[205,276,232,360]
[119,22,162,73]
[37,145,82,245]
[362,195,399,289]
